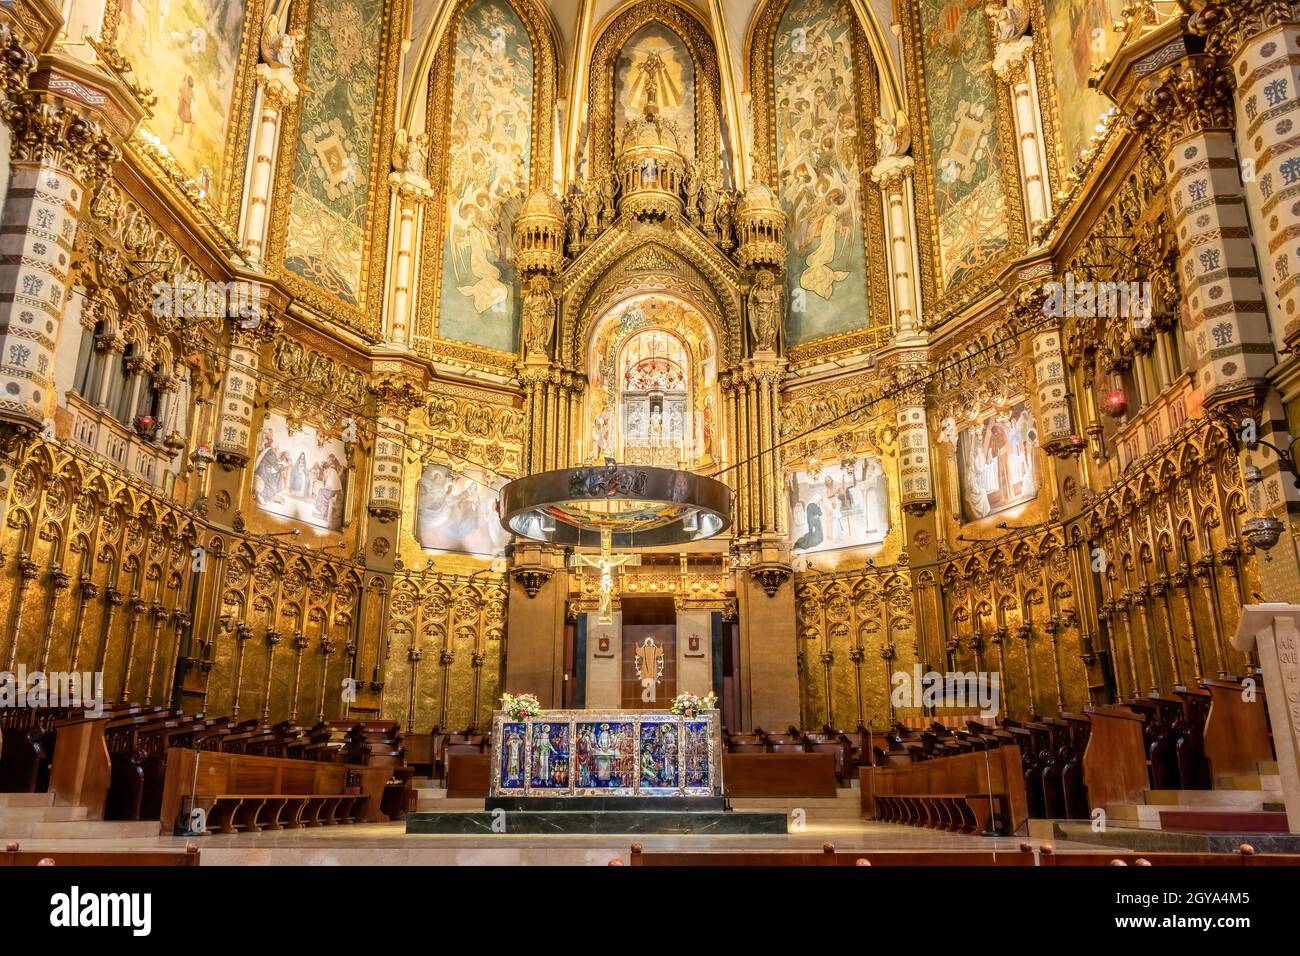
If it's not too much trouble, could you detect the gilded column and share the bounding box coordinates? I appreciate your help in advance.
[241,64,298,265]
[988,5,1053,233]
[385,173,432,347]
[214,328,261,469]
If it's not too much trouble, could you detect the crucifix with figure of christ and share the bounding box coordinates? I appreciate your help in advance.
[570,526,640,624]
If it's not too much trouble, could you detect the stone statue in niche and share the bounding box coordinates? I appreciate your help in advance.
[260,14,300,68]
[984,0,1029,43]
[874,110,911,160]
[699,179,720,237]
[683,160,702,225]
[565,189,586,253]
[582,177,604,241]
[392,128,429,176]
[748,269,782,353]
[522,276,555,357]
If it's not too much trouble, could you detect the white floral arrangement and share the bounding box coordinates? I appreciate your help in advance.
[669,691,718,718]
[500,692,541,721]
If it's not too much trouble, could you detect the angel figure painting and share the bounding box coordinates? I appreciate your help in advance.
[1046,0,1126,167]
[437,0,535,352]
[114,0,248,209]
[416,464,510,557]
[772,0,870,345]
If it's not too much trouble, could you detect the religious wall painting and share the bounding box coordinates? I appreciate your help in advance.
[574,721,636,792]
[415,463,510,557]
[498,720,527,790]
[113,0,250,211]
[283,0,385,307]
[638,719,680,791]
[771,0,870,345]
[529,721,570,789]
[916,0,1010,291]
[615,21,696,159]
[436,0,535,352]
[955,400,1041,522]
[786,455,889,555]
[1043,0,1125,168]
[252,412,347,531]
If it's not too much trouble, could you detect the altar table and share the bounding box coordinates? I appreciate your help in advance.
[490,709,723,797]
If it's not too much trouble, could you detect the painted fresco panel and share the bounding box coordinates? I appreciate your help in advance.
[955,400,1041,522]
[252,412,347,531]
[615,22,695,158]
[916,0,1009,291]
[415,463,510,557]
[772,0,869,345]
[786,454,889,554]
[283,0,385,306]
[436,0,534,352]
[114,0,248,208]
[1045,0,1125,167]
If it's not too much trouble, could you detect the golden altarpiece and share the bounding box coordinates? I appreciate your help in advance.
[1,0,1299,743]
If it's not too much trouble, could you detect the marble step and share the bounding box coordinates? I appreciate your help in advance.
[412,778,446,791]
[728,793,863,819]
[0,804,89,823]
[413,794,485,811]
[1106,801,1283,829]
[1215,773,1282,791]
[0,819,161,840]
[0,793,56,808]
[1140,789,1281,809]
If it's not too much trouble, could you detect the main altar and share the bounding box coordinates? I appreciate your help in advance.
[490,709,723,797]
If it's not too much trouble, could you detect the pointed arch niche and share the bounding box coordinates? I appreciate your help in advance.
[747,0,890,353]
[586,2,727,187]
[417,0,559,358]
[583,295,722,472]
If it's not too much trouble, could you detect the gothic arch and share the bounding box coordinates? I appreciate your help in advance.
[745,0,890,350]
[416,0,561,355]
[562,235,742,369]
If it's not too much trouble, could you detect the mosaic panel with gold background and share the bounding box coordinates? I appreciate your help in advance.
[615,21,695,159]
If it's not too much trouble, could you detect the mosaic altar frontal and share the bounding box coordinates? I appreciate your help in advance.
[490,710,723,797]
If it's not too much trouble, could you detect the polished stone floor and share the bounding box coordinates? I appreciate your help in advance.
[9,817,1121,865]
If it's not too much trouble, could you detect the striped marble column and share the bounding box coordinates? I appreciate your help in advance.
[0,95,116,432]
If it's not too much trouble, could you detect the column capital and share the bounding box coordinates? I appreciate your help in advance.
[390,169,433,203]
[869,154,914,191]
[4,90,119,182]
[1190,0,1300,60]
[991,35,1035,84]
[255,62,299,110]
[1130,54,1236,155]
